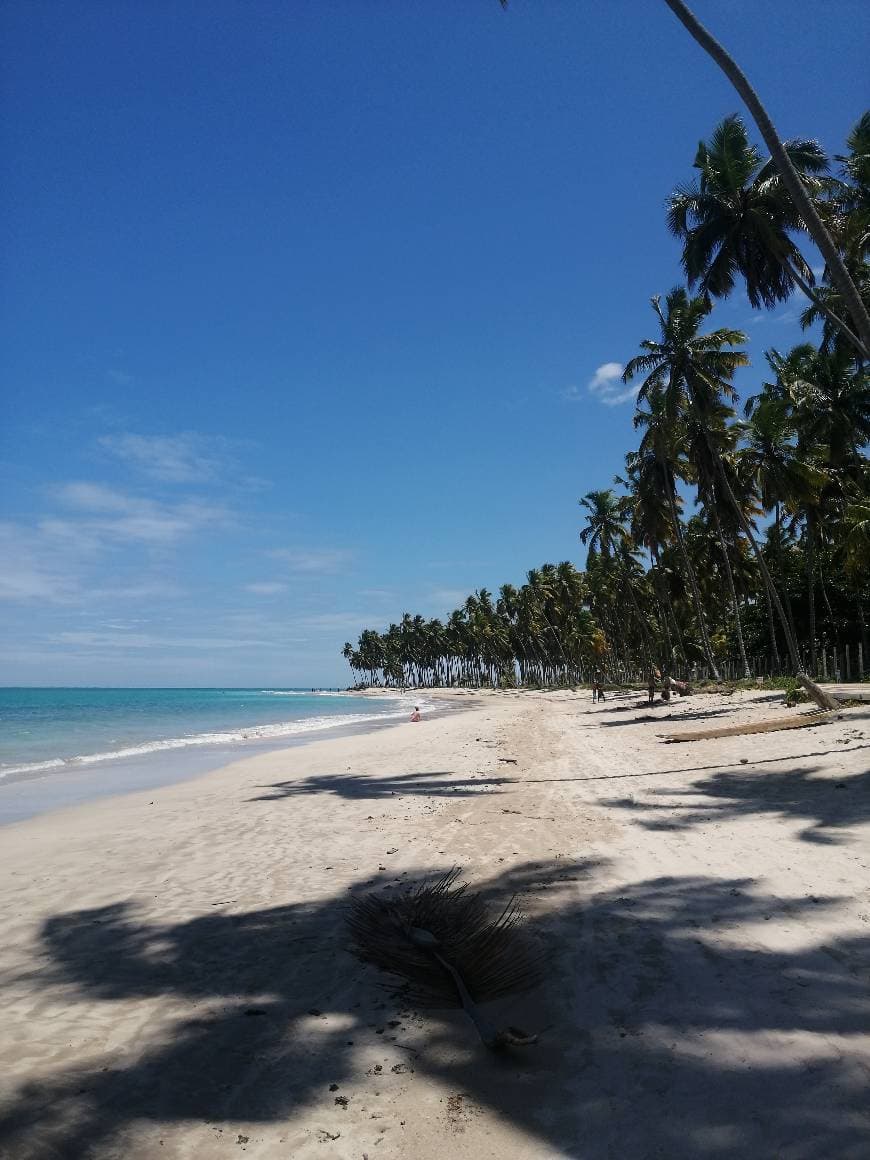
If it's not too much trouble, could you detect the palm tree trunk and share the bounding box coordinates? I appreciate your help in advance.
[705,440,840,708]
[779,256,868,358]
[622,565,654,672]
[711,507,751,679]
[761,580,781,674]
[665,475,721,679]
[649,548,674,691]
[773,505,792,661]
[805,517,818,675]
[662,0,870,359]
[669,598,689,669]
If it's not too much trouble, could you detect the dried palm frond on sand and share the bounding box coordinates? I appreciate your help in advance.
[348,868,541,1050]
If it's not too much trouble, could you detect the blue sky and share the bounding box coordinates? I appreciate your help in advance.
[1,1,867,686]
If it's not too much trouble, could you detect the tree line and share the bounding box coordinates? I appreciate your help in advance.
[343,112,869,701]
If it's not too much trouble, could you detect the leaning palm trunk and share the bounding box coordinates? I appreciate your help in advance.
[662,0,870,360]
[711,507,751,679]
[778,255,867,359]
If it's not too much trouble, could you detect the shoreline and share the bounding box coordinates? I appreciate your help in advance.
[0,690,465,827]
[0,687,867,1158]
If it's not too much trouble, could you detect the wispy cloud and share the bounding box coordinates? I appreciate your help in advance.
[98,432,232,484]
[47,630,277,651]
[245,581,288,596]
[106,369,134,387]
[52,482,228,545]
[0,480,226,605]
[584,361,638,407]
[292,611,382,632]
[775,305,803,325]
[0,523,75,602]
[428,587,469,609]
[269,548,353,574]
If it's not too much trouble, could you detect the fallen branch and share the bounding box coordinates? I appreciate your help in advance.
[660,710,839,743]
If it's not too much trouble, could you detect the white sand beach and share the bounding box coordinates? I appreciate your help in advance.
[1,687,868,1159]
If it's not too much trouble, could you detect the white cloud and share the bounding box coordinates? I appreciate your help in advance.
[428,587,469,609]
[269,548,353,573]
[47,630,277,650]
[293,611,384,631]
[98,432,231,484]
[53,483,228,545]
[584,362,638,407]
[245,581,288,596]
[0,523,75,602]
[106,369,134,386]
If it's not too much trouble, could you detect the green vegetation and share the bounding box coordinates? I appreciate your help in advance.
[343,112,868,693]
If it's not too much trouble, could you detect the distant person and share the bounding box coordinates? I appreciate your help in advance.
[593,671,606,703]
[410,705,422,722]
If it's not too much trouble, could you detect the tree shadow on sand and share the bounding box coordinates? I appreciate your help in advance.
[249,770,516,802]
[1,862,868,1158]
[602,758,870,844]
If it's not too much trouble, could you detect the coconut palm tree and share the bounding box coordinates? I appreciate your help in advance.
[623,287,839,708]
[666,115,870,362]
[660,0,870,358]
[632,384,722,677]
[579,489,658,678]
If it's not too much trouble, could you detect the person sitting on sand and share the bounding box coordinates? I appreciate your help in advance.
[410,705,422,722]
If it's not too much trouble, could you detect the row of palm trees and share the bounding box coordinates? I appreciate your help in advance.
[342,564,602,689]
[343,113,868,698]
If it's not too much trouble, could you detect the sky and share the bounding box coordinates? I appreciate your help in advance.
[1,1,868,687]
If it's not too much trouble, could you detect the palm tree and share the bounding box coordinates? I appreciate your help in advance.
[632,384,722,677]
[799,112,870,356]
[623,287,839,708]
[579,489,658,679]
[667,116,868,360]
[740,383,822,666]
[660,0,870,358]
[687,420,754,680]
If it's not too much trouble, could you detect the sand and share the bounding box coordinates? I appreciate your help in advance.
[0,687,868,1159]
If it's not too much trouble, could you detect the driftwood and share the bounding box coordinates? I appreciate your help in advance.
[660,709,839,743]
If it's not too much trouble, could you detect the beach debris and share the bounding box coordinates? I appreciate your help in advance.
[660,708,841,743]
[348,867,541,1051]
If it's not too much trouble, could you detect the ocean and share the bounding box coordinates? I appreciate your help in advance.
[0,687,414,822]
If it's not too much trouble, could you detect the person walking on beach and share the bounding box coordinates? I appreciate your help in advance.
[592,670,605,703]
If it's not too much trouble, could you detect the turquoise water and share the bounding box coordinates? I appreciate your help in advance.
[0,687,408,783]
